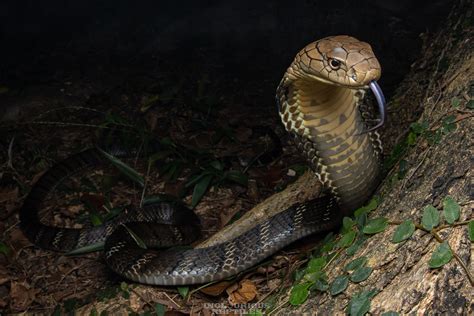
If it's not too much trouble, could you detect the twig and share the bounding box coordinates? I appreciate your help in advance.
[256,259,295,305]
[130,287,154,308]
[433,220,474,232]
[162,291,182,309]
[7,136,15,169]
[31,106,106,121]
[57,261,90,286]
[139,159,152,208]
[323,247,344,270]
[400,148,431,193]
[267,298,289,316]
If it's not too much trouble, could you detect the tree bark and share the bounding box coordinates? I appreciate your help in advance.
[277,0,474,314]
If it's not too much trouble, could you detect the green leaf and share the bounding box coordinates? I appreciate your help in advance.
[66,241,105,255]
[428,241,453,268]
[293,269,306,282]
[354,197,379,217]
[185,172,208,188]
[177,286,189,299]
[120,282,130,299]
[64,298,78,312]
[341,217,355,233]
[289,283,311,305]
[304,270,326,283]
[337,230,357,248]
[330,275,349,296]
[441,119,457,134]
[120,282,128,291]
[397,160,409,179]
[148,149,173,164]
[391,220,415,243]
[123,224,147,249]
[98,148,144,187]
[320,232,336,253]
[355,212,367,229]
[306,257,327,273]
[344,256,368,272]
[209,160,224,171]
[350,266,373,283]
[467,100,474,109]
[381,312,400,316]
[451,97,460,108]
[468,221,474,242]
[410,121,429,134]
[407,132,417,145]
[225,170,248,186]
[443,196,460,224]
[346,235,367,256]
[312,277,329,292]
[422,205,440,231]
[347,289,377,316]
[426,129,442,145]
[140,94,160,112]
[191,174,213,208]
[0,242,11,256]
[362,217,388,234]
[89,213,103,226]
[121,289,130,299]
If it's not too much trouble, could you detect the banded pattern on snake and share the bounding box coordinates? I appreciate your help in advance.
[20,35,386,285]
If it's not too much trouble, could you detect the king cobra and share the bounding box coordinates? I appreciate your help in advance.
[20,35,386,285]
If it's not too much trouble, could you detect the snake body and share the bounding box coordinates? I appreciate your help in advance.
[20,35,386,285]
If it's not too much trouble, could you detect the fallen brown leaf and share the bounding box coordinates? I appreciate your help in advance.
[219,201,242,228]
[0,264,10,286]
[9,228,31,251]
[227,279,258,306]
[10,281,39,311]
[0,187,18,203]
[199,280,232,296]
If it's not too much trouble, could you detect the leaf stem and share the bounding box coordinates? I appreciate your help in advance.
[430,231,474,286]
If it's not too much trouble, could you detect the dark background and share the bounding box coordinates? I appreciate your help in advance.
[0,0,453,112]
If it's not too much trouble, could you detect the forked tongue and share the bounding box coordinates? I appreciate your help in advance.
[364,80,386,133]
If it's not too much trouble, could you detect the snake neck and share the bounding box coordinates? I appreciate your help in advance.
[278,74,381,213]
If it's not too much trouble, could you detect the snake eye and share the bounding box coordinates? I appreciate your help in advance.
[329,59,341,70]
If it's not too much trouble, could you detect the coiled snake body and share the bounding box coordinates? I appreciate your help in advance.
[20,35,386,285]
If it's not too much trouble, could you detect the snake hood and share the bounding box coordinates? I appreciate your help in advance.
[283,35,386,131]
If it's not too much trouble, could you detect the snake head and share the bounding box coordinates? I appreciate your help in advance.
[289,35,386,131]
[294,35,381,87]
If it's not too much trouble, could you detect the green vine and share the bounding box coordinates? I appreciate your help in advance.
[287,196,473,314]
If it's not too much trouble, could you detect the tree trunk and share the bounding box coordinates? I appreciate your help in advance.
[277,0,474,314]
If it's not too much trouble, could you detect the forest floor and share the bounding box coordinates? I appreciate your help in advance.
[0,45,326,315]
[1,2,473,314]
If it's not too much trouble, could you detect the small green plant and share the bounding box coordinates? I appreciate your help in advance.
[185,159,247,208]
[0,241,11,256]
[287,195,473,312]
[288,198,379,306]
[384,114,458,173]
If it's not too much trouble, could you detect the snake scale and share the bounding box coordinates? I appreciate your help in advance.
[20,35,386,285]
